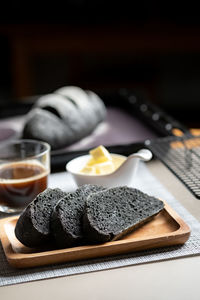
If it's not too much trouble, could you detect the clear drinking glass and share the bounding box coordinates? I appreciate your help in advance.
[0,139,50,213]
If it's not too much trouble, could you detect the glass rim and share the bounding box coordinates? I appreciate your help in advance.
[0,139,51,162]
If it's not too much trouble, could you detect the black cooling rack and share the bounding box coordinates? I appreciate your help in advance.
[146,135,200,199]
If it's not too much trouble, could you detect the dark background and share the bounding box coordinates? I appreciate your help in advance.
[1,1,200,127]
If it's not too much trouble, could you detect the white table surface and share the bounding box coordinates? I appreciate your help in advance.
[1,160,200,300]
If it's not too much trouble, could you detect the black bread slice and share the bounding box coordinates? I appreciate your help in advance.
[50,185,105,248]
[78,184,106,197]
[83,186,164,244]
[15,188,66,247]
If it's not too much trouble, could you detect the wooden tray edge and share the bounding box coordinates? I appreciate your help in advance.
[0,203,191,269]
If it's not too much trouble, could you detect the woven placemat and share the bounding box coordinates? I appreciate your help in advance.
[0,163,200,287]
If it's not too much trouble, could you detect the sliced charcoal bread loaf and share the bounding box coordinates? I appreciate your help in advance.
[78,184,106,197]
[83,186,164,244]
[50,185,105,248]
[15,188,66,247]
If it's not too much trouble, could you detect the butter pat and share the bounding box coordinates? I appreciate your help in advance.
[81,165,96,175]
[80,145,126,175]
[88,145,112,165]
[93,161,115,175]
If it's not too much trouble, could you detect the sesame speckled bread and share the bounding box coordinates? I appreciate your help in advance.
[15,185,164,249]
[15,188,66,247]
[83,186,164,244]
[50,185,105,248]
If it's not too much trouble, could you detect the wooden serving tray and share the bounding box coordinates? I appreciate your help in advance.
[0,203,190,269]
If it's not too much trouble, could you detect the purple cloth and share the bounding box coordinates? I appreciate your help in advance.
[0,128,17,142]
[54,107,157,153]
[0,107,157,152]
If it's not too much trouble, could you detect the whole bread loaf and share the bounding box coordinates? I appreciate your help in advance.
[83,186,164,243]
[55,86,102,134]
[23,107,75,149]
[15,188,66,247]
[23,86,106,149]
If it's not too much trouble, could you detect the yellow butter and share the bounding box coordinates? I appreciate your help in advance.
[81,165,96,175]
[93,161,115,175]
[80,145,126,175]
[88,145,112,165]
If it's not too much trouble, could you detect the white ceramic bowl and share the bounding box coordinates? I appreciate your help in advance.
[66,149,152,188]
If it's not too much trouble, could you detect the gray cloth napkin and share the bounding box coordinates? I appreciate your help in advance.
[0,163,200,287]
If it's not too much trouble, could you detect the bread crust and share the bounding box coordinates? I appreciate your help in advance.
[15,188,66,247]
[83,187,164,244]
